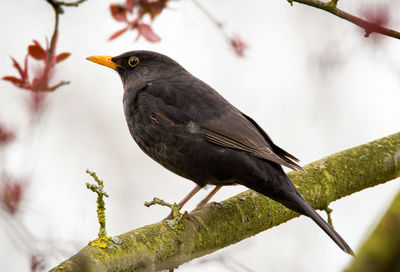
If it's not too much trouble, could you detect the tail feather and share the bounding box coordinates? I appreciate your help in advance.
[243,161,354,255]
[289,194,355,256]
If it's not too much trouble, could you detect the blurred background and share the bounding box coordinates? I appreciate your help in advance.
[0,0,399,271]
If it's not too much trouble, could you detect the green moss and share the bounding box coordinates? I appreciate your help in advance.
[51,132,400,271]
[346,191,400,272]
[327,0,338,8]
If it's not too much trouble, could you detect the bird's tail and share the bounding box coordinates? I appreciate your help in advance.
[286,193,355,256]
[243,161,354,255]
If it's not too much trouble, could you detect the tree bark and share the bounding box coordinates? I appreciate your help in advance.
[51,132,400,272]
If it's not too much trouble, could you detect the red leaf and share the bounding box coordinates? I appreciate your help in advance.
[2,76,23,86]
[56,52,71,63]
[138,23,161,42]
[110,4,127,22]
[109,26,129,40]
[10,57,25,79]
[139,0,166,19]
[126,0,135,13]
[28,43,46,60]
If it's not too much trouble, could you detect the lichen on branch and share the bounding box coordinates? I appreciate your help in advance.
[86,169,109,241]
[51,132,400,271]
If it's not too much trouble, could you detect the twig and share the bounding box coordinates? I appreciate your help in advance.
[46,0,61,58]
[192,0,228,39]
[49,80,70,91]
[324,206,333,227]
[86,169,109,240]
[57,0,88,7]
[144,197,181,216]
[192,0,223,29]
[192,0,247,56]
[290,0,400,39]
[144,197,188,230]
[45,0,88,58]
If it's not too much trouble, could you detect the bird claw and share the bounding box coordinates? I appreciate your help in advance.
[193,201,223,212]
[185,213,202,230]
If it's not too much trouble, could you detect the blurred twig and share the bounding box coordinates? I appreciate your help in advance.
[192,0,247,56]
[46,0,88,58]
[289,0,400,39]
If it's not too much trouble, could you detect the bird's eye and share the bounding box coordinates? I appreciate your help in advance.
[128,56,139,68]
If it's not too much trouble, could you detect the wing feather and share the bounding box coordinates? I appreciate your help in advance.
[201,108,303,171]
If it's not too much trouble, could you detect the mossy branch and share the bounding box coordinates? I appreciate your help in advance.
[51,132,400,272]
[345,190,400,272]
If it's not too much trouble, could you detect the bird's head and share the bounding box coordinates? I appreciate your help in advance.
[87,50,185,89]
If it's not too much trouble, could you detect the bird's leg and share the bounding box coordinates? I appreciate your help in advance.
[164,185,202,220]
[194,185,222,210]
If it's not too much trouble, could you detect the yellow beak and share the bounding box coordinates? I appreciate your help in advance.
[86,55,121,70]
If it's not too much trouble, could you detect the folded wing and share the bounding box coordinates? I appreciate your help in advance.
[201,107,303,171]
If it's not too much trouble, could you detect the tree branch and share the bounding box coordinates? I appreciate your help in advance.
[290,0,400,39]
[345,190,400,272]
[46,0,88,57]
[57,0,88,7]
[51,132,400,271]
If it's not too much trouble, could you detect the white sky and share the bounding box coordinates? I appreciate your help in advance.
[0,0,400,271]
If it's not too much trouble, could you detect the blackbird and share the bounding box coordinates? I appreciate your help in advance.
[87,50,353,255]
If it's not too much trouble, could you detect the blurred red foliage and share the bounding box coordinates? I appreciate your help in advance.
[0,178,24,215]
[109,0,168,42]
[360,4,390,40]
[30,255,46,272]
[0,125,15,146]
[230,35,247,57]
[1,1,80,269]
[2,35,70,93]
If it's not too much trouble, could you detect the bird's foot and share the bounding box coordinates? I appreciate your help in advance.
[193,201,223,212]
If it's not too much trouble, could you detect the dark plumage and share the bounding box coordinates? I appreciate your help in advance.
[87,50,354,256]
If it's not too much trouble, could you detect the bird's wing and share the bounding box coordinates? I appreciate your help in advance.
[139,80,302,171]
[201,107,303,171]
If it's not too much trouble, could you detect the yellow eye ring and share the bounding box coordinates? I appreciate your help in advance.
[128,56,139,67]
